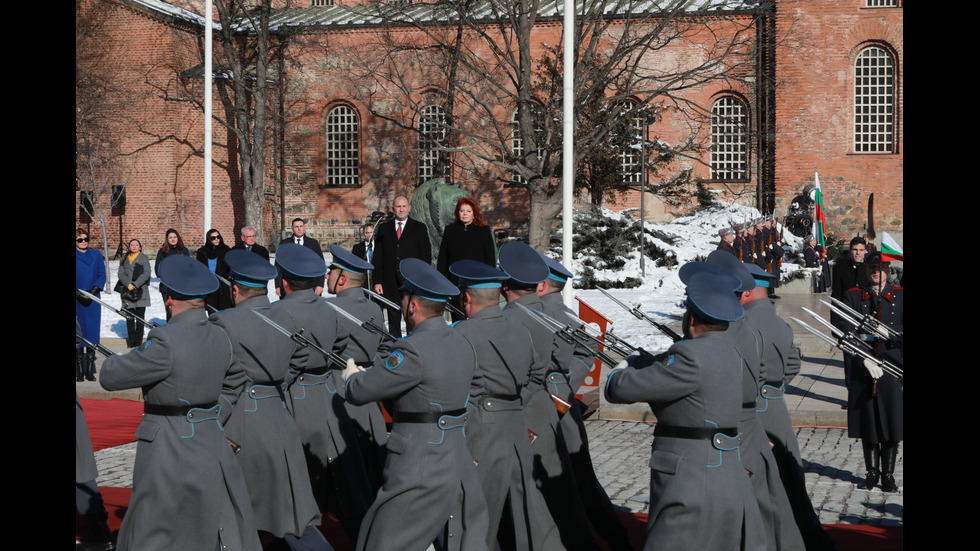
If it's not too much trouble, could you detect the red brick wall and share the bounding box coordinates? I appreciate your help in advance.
[773,0,903,243]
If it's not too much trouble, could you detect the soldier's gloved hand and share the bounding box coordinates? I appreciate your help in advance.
[342,357,364,383]
[862,357,883,380]
[872,324,891,340]
[612,359,630,372]
[89,287,101,296]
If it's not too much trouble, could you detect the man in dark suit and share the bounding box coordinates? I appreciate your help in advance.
[277,218,325,296]
[231,226,270,261]
[371,195,431,337]
[351,223,374,263]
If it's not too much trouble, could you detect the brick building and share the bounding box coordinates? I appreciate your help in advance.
[76,0,902,255]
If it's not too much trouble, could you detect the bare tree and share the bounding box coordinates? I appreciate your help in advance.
[325,0,761,249]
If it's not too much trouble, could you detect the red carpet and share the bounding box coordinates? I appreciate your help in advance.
[79,398,143,450]
[78,399,902,550]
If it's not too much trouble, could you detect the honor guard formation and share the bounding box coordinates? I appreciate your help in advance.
[77,208,901,551]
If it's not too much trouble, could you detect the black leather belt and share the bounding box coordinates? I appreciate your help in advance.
[144,401,218,416]
[654,424,739,440]
[393,408,467,423]
[742,401,757,409]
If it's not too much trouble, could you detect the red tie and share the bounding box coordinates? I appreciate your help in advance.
[396,222,403,239]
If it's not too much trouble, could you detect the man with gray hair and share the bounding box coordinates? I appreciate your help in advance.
[231,226,270,261]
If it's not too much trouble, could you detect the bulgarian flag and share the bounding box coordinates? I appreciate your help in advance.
[813,168,827,249]
[880,232,904,262]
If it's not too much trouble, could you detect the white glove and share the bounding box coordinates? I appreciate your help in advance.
[862,357,883,380]
[342,357,365,383]
[872,324,891,340]
[613,360,629,372]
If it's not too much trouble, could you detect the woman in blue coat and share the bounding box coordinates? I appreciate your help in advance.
[75,228,106,381]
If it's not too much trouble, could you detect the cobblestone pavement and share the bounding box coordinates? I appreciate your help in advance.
[94,420,902,527]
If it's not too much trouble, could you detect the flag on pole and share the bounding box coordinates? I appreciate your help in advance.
[813,168,827,249]
[880,232,903,262]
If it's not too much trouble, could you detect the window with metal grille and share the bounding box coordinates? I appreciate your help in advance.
[710,97,748,180]
[619,100,644,185]
[418,105,447,185]
[854,46,895,153]
[865,0,898,7]
[310,0,334,6]
[510,105,546,185]
[326,105,359,187]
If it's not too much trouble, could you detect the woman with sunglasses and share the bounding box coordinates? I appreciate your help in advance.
[75,228,106,381]
[195,229,232,310]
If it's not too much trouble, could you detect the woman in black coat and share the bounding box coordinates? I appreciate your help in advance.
[195,228,232,311]
[437,197,496,320]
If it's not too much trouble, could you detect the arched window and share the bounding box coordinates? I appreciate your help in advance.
[417,104,447,186]
[854,45,895,153]
[325,105,359,187]
[710,96,748,181]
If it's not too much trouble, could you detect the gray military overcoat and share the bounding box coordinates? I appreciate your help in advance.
[209,295,323,538]
[99,308,261,551]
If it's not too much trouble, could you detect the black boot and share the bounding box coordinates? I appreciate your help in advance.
[76,347,86,382]
[880,442,899,492]
[857,440,880,490]
[85,348,97,381]
[79,511,116,550]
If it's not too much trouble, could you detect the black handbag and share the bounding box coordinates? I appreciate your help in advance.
[120,262,144,302]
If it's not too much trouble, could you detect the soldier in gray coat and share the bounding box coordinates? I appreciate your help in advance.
[450,260,564,551]
[535,253,632,551]
[741,263,837,551]
[209,250,330,550]
[498,242,597,551]
[697,252,805,551]
[325,244,391,492]
[605,266,765,551]
[272,243,372,542]
[342,258,489,551]
[99,255,261,551]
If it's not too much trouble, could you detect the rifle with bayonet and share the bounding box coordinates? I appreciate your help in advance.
[251,309,348,371]
[565,313,652,359]
[324,300,397,342]
[514,303,622,370]
[77,287,160,330]
[790,309,902,384]
[823,297,903,346]
[597,287,683,343]
[76,332,115,358]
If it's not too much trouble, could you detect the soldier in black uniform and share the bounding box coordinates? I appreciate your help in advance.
[843,252,903,493]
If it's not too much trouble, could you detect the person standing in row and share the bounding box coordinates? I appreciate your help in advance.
[843,252,903,493]
[231,226,270,261]
[278,218,325,296]
[154,229,190,320]
[343,258,489,551]
[76,228,106,382]
[196,228,232,310]
[437,197,496,321]
[372,195,431,338]
[117,238,151,348]
[99,254,261,551]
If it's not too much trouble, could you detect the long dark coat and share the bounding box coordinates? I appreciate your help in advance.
[98,308,261,551]
[843,284,903,443]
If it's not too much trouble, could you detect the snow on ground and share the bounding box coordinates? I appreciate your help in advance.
[95,201,805,355]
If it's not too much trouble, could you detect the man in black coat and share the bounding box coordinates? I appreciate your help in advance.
[231,226,270,261]
[277,218,325,296]
[351,223,374,263]
[371,195,431,337]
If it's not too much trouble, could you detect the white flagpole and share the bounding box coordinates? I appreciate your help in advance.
[204,0,213,233]
[561,0,574,307]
